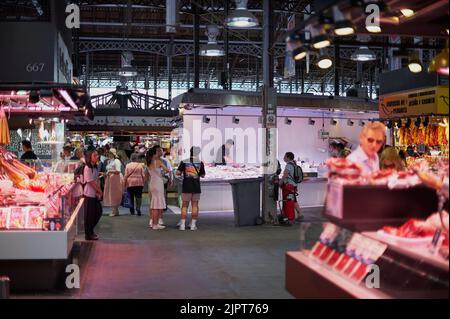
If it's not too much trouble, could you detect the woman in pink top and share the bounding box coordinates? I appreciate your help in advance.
[123,153,147,216]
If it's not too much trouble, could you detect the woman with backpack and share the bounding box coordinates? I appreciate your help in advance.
[123,153,147,216]
[280,152,303,224]
[83,150,103,241]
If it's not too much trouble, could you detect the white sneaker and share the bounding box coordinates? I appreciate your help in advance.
[158,218,164,226]
[190,225,198,231]
[190,220,197,231]
[179,224,186,231]
[148,221,153,228]
[153,225,166,230]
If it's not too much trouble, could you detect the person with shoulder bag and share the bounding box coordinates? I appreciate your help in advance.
[124,153,147,216]
[280,152,303,224]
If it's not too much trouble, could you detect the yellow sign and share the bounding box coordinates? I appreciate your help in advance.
[379,86,449,119]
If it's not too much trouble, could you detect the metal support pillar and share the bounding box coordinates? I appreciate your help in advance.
[334,43,340,96]
[262,0,277,224]
[168,35,174,100]
[224,0,230,90]
[193,2,200,88]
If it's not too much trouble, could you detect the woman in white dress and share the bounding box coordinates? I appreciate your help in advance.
[103,148,123,217]
[147,147,170,230]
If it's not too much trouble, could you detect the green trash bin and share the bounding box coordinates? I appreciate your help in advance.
[229,177,263,226]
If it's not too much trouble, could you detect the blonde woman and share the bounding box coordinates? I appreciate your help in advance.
[146,147,170,230]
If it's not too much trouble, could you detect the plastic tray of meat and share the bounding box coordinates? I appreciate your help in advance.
[376,230,433,247]
[0,207,9,229]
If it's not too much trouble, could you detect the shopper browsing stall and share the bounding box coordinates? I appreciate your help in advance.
[176,146,206,231]
[83,150,103,241]
[124,153,147,216]
[103,148,124,217]
[380,147,406,171]
[280,152,302,223]
[153,145,173,213]
[347,122,386,174]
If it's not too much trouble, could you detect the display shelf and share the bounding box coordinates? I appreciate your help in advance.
[0,198,83,260]
[286,251,391,299]
[362,231,449,272]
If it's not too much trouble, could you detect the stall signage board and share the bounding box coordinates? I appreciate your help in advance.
[72,116,177,127]
[379,86,449,119]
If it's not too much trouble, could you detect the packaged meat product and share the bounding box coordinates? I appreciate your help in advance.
[26,207,46,229]
[334,254,352,272]
[8,207,26,229]
[311,241,327,258]
[343,259,361,276]
[0,207,9,229]
[318,246,334,262]
[351,263,370,283]
[326,251,342,267]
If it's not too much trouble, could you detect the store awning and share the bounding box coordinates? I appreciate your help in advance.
[170,89,378,112]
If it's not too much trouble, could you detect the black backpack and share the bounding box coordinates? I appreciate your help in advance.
[289,162,304,184]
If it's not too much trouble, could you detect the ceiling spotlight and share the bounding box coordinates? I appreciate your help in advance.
[200,25,225,57]
[232,116,240,124]
[203,115,211,124]
[366,25,381,33]
[408,59,423,73]
[312,34,331,49]
[351,46,376,62]
[334,20,355,36]
[396,119,403,128]
[428,48,449,76]
[225,0,259,28]
[292,46,307,61]
[330,119,337,126]
[423,116,430,127]
[347,119,354,126]
[285,118,292,125]
[400,8,415,18]
[359,120,366,127]
[386,120,393,129]
[308,118,316,126]
[317,55,333,69]
[332,6,355,36]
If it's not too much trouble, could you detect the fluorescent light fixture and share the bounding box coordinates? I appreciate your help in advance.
[58,89,77,109]
[225,0,258,28]
[330,119,337,126]
[317,56,333,69]
[312,34,331,49]
[351,46,376,62]
[400,8,415,18]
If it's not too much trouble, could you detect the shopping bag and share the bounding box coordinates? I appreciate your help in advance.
[121,189,133,208]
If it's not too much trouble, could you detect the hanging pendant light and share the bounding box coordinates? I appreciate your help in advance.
[332,6,355,36]
[200,25,225,57]
[317,51,333,69]
[225,0,259,28]
[351,46,376,62]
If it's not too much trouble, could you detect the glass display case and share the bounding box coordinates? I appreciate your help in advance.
[286,222,448,299]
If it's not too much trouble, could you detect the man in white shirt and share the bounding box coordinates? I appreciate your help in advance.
[347,122,386,175]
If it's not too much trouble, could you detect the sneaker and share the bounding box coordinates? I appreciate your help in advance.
[153,225,166,230]
[109,213,119,217]
[137,210,142,216]
[148,221,153,228]
[158,218,164,226]
[190,225,198,231]
[179,224,186,231]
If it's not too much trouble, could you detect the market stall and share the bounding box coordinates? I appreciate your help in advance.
[286,157,449,299]
[171,89,380,212]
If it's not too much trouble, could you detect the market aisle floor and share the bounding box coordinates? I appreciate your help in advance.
[13,202,324,299]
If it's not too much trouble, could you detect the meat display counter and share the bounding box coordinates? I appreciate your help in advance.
[0,149,84,290]
[174,165,328,212]
[286,222,449,299]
